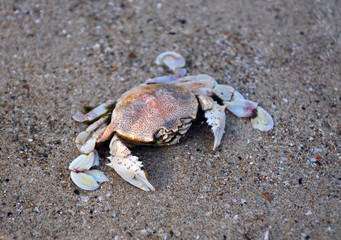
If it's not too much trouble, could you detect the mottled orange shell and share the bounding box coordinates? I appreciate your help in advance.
[111,84,198,143]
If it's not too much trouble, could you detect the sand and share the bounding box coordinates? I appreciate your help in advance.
[1,0,340,239]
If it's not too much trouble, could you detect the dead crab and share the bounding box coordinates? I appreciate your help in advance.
[69,51,273,191]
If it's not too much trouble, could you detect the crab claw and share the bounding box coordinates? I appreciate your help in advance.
[107,156,155,191]
[107,136,155,191]
[205,103,226,150]
[198,95,226,150]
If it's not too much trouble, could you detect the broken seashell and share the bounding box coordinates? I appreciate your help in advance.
[70,171,100,190]
[251,106,274,131]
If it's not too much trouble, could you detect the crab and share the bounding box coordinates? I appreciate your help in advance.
[69,51,273,191]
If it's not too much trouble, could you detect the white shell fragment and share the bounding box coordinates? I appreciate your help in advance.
[251,106,274,131]
[224,98,258,118]
[156,51,185,72]
[85,170,109,183]
[69,152,95,172]
[70,171,100,190]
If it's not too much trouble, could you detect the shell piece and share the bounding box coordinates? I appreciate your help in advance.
[112,84,198,143]
[85,170,109,183]
[251,106,274,131]
[69,152,95,172]
[176,68,187,77]
[155,51,185,73]
[70,172,100,190]
[224,98,258,118]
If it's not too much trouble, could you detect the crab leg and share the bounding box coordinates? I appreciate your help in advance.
[215,86,273,131]
[72,99,116,122]
[75,117,108,154]
[166,75,273,132]
[107,136,155,191]
[69,116,111,190]
[69,151,108,190]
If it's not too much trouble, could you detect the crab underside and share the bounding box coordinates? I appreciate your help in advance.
[69,51,274,191]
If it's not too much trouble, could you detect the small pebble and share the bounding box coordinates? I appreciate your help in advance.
[314,148,322,152]
[264,230,269,240]
[305,210,312,216]
[173,230,181,237]
[80,196,90,202]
